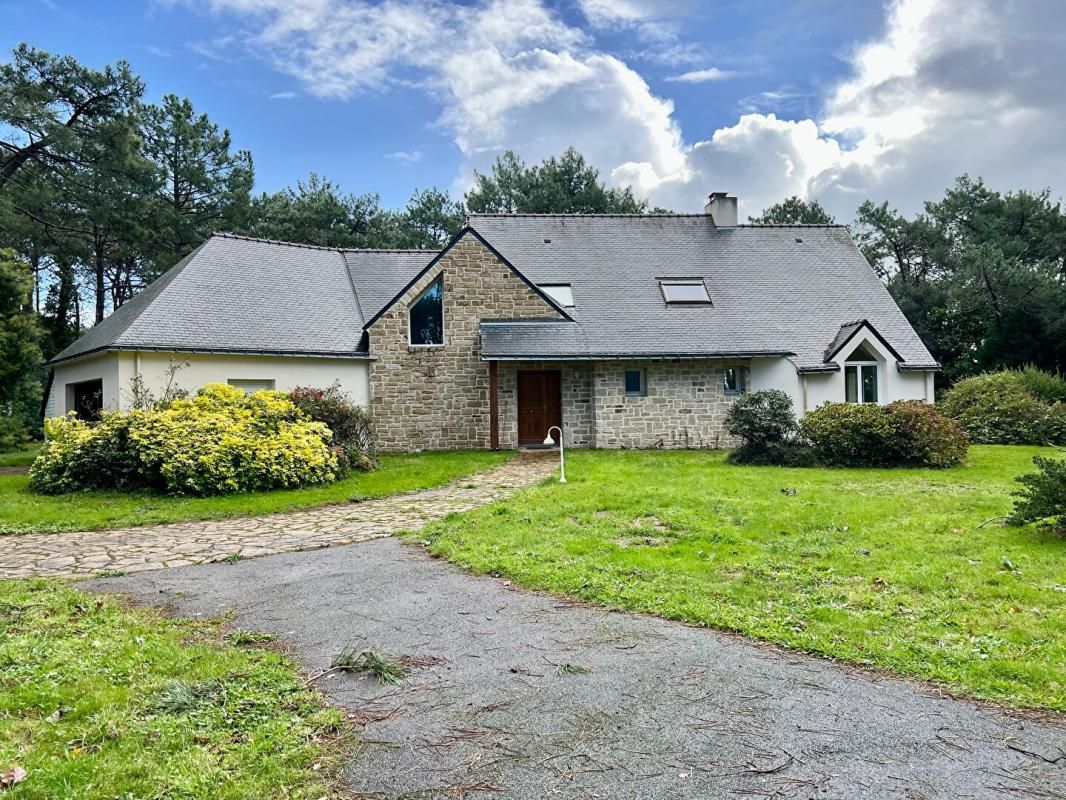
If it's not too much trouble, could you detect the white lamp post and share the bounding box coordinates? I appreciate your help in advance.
[542,425,566,483]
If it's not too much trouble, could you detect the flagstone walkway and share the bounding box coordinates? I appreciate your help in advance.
[0,452,556,580]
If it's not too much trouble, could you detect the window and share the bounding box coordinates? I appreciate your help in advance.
[69,379,103,421]
[624,369,646,396]
[538,283,574,307]
[228,379,276,393]
[844,341,880,403]
[660,280,710,304]
[409,274,444,346]
[723,367,741,394]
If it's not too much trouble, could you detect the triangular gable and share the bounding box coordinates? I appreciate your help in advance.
[361,227,575,329]
[824,319,902,363]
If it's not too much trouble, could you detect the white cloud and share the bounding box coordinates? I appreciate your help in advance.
[177,0,1066,220]
[666,67,737,84]
[386,150,424,163]
[269,90,296,100]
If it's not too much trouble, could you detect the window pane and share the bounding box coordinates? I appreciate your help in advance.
[723,367,739,393]
[661,281,710,303]
[862,365,878,403]
[228,379,276,393]
[410,275,444,345]
[624,369,644,395]
[538,284,574,307]
[845,365,858,403]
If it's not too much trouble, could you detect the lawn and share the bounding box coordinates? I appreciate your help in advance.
[418,445,1066,711]
[0,450,509,535]
[0,579,351,799]
[0,445,39,468]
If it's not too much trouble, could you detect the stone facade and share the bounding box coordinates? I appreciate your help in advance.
[590,360,747,449]
[496,361,595,449]
[367,233,563,452]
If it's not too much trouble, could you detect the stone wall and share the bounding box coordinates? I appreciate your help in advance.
[496,361,595,449]
[367,234,563,452]
[591,360,747,449]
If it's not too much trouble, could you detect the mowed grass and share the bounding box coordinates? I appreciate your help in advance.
[418,446,1066,710]
[0,580,351,799]
[0,450,509,535]
[0,445,39,468]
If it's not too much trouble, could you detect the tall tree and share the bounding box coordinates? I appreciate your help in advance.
[139,94,254,273]
[0,248,42,437]
[855,176,1066,381]
[465,147,649,214]
[392,188,465,249]
[750,196,835,225]
[0,44,142,192]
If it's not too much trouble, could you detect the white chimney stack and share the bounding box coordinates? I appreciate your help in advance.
[705,192,738,227]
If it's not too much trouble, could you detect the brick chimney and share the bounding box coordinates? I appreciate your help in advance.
[705,192,738,227]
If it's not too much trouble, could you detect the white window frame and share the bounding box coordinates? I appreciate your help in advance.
[408,273,446,348]
[660,279,711,304]
[844,362,879,404]
[624,368,647,397]
[228,379,276,393]
[723,367,742,395]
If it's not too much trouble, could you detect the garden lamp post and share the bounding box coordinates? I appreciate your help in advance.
[543,425,566,483]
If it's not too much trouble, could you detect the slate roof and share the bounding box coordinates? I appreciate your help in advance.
[50,216,938,372]
[469,214,937,369]
[49,234,371,365]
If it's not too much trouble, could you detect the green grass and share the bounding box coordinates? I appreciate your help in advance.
[0,445,40,468]
[0,579,351,799]
[0,450,509,535]
[417,445,1066,711]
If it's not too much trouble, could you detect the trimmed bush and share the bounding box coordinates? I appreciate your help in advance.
[1009,456,1066,532]
[30,383,338,496]
[940,370,1066,445]
[1018,365,1066,404]
[886,400,969,468]
[289,383,375,472]
[725,389,809,466]
[800,401,968,468]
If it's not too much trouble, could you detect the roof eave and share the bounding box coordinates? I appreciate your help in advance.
[46,345,371,367]
[481,350,794,362]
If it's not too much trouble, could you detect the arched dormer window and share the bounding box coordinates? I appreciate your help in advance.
[409,274,444,346]
[844,342,880,403]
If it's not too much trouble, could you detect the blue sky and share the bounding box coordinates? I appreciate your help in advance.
[4,0,1062,218]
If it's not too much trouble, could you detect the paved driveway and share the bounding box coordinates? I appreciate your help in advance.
[87,538,1066,800]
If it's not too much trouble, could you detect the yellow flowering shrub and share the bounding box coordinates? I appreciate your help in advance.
[30,384,338,495]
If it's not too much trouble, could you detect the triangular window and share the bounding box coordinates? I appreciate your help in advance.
[409,275,444,346]
[846,342,879,362]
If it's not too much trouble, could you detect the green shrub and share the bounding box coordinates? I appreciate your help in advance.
[30,383,338,496]
[886,400,969,467]
[1009,456,1066,532]
[1018,365,1066,404]
[0,414,30,452]
[727,442,816,467]
[940,371,1065,445]
[725,390,798,447]
[289,383,376,472]
[799,401,967,468]
[800,402,897,467]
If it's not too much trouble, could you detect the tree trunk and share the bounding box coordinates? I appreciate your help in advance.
[94,231,106,324]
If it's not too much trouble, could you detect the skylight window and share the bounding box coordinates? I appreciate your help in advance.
[539,284,574,307]
[660,280,710,304]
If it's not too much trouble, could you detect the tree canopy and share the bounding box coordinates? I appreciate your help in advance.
[749,196,835,225]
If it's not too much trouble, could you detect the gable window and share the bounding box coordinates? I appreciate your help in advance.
[228,379,276,393]
[723,367,741,394]
[844,343,879,403]
[624,369,646,397]
[409,274,444,346]
[660,280,710,304]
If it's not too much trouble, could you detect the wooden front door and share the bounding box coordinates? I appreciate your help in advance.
[517,370,561,445]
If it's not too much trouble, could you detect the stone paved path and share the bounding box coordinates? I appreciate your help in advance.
[0,453,556,580]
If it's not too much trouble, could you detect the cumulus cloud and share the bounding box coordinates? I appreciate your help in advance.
[178,0,1066,219]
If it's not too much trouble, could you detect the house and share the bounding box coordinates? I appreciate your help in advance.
[44,194,939,451]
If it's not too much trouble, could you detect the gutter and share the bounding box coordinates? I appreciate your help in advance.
[46,344,372,367]
[481,350,795,362]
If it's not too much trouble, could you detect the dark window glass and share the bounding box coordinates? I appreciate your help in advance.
[72,379,103,421]
[724,367,740,393]
[861,364,878,403]
[845,365,859,403]
[410,275,444,345]
[624,369,645,396]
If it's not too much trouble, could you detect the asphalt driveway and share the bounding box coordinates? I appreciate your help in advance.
[87,537,1066,800]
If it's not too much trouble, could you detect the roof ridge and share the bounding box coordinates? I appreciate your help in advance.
[738,223,848,228]
[468,212,712,219]
[213,231,346,251]
[342,247,438,254]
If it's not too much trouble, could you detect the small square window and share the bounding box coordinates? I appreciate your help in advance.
[660,280,710,304]
[624,369,646,396]
[723,367,741,394]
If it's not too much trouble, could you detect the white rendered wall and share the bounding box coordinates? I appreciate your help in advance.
[48,351,369,416]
